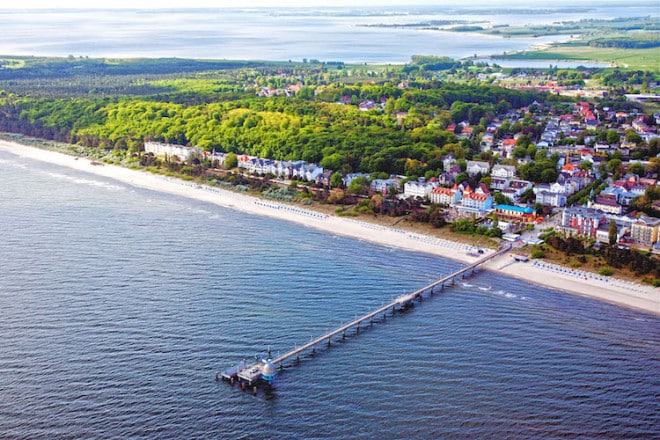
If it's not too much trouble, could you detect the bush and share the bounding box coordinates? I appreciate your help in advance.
[531,249,545,259]
[599,266,613,276]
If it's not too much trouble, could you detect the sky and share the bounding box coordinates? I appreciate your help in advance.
[5,0,436,7]
[2,0,577,8]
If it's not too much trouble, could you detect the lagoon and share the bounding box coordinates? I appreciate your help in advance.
[0,4,656,63]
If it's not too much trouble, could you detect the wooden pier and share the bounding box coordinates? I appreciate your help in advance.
[220,244,511,387]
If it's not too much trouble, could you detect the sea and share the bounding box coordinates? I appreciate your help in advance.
[0,150,658,438]
[0,2,657,65]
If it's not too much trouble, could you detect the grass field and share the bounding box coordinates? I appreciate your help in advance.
[501,45,660,71]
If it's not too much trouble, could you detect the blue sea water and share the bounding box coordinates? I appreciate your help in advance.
[0,150,658,438]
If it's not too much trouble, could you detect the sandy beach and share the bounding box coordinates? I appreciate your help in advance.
[1,140,658,315]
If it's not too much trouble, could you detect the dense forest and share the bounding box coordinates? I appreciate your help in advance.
[0,57,543,176]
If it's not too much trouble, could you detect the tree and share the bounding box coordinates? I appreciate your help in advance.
[606,129,620,145]
[330,171,343,188]
[579,161,593,171]
[347,176,369,195]
[607,158,623,176]
[627,162,645,177]
[608,219,618,246]
[516,134,531,147]
[370,194,383,212]
[494,192,512,205]
[224,152,238,169]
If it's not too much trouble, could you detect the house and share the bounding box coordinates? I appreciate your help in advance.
[495,204,536,222]
[443,155,456,172]
[430,185,462,206]
[491,164,516,179]
[371,178,400,195]
[460,185,493,211]
[206,149,227,166]
[588,194,623,215]
[502,179,532,202]
[631,215,660,246]
[404,178,438,199]
[490,177,509,191]
[536,190,567,208]
[438,172,455,186]
[466,160,490,177]
[343,173,369,187]
[144,142,203,162]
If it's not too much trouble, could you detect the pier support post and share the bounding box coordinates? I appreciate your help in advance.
[342,331,346,340]
[253,386,257,396]
[328,337,331,347]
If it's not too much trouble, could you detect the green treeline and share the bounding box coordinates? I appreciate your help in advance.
[0,79,542,175]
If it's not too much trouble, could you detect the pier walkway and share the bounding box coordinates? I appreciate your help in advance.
[221,244,511,386]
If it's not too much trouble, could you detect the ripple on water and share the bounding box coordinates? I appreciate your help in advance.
[0,152,658,439]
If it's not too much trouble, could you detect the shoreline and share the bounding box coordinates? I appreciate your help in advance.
[0,139,657,315]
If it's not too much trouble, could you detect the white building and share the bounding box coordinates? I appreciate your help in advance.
[144,142,203,161]
[466,160,491,177]
[535,190,567,207]
[491,164,516,179]
[404,179,439,199]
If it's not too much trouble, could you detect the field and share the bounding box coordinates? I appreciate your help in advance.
[501,45,660,71]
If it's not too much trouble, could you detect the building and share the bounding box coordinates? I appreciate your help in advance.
[144,142,203,161]
[466,161,491,177]
[460,185,493,211]
[371,178,400,195]
[495,204,536,222]
[560,207,607,238]
[430,185,462,206]
[535,190,567,208]
[588,194,623,215]
[631,215,660,246]
[491,164,516,179]
[404,178,439,199]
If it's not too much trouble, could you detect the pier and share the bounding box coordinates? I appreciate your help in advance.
[220,244,511,388]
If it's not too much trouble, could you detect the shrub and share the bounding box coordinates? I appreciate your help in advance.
[531,249,545,259]
[599,266,613,276]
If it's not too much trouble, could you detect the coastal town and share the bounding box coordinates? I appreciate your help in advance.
[143,92,660,260]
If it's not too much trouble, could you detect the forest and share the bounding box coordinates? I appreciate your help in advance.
[0,57,543,177]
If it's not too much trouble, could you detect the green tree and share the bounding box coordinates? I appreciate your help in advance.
[608,219,618,246]
[347,176,369,195]
[224,152,238,169]
[606,129,620,145]
[627,162,645,176]
[330,171,343,188]
[607,158,623,176]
